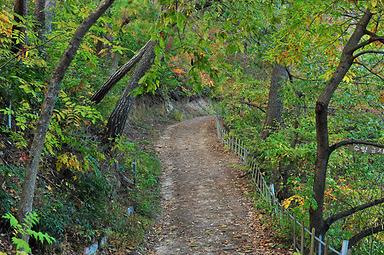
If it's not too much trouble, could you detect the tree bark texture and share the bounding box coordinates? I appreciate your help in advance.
[90,40,151,104]
[310,10,373,236]
[106,41,156,138]
[18,0,115,221]
[260,63,288,140]
[35,0,46,55]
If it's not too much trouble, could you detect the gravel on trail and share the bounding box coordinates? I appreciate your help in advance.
[149,116,292,255]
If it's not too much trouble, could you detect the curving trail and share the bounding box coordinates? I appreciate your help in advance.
[152,116,292,255]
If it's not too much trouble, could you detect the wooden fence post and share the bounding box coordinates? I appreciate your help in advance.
[244,148,248,163]
[309,228,315,255]
[215,115,345,255]
[300,222,304,254]
[270,184,275,208]
[293,216,296,250]
[324,240,328,255]
[132,160,137,186]
[340,240,349,255]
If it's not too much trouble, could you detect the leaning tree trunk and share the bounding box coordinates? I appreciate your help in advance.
[260,63,288,140]
[106,41,156,138]
[310,10,373,236]
[90,40,151,104]
[18,0,115,221]
[12,0,28,53]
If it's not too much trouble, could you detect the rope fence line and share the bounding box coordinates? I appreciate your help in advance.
[215,117,351,255]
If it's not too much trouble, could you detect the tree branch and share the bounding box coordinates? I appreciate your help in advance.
[353,50,384,59]
[90,40,150,104]
[354,61,384,81]
[18,0,115,221]
[240,99,266,113]
[325,197,384,230]
[349,223,384,248]
[329,139,384,153]
[289,73,322,82]
[351,30,384,51]
[364,29,384,43]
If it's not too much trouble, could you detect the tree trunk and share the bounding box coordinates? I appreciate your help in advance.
[260,63,287,139]
[106,41,156,138]
[45,0,55,33]
[310,10,373,236]
[35,0,46,55]
[12,0,28,53]
[90,40,151,104]
[18,0,115,221]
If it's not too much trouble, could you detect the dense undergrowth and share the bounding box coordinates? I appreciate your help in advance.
[1,0,190,253]
[0,115,164,253]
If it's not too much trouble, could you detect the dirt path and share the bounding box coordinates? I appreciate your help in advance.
[152,116,291,255]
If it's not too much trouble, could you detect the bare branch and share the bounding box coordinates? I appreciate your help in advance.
[354,61,384,81]
[365,29,384,42]
[329,139,384,153]
[349,30,384,52]
[349,223,384,248]
[324,197,384,230]
[240,99,266,113]
[353,50,384,59]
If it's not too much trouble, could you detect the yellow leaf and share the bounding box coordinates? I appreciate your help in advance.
[282,195,305,209]
[81,44,95,54]
[0,11,12,36]
[342,71,355,83]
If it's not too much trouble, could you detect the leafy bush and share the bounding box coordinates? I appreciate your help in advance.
[2,212,55,254]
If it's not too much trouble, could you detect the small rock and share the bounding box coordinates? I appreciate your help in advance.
[127,206,135,215]
[84,243,98,255]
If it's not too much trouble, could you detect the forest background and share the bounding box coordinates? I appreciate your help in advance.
[0,0,384,254]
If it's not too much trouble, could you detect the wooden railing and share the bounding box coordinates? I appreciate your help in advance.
[215,116,351,255]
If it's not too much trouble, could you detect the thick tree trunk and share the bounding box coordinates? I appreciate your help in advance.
[310,101,331,235]
[90,40,151,104]
[310,10,373,236]
[18,0,115,221]
[12,0,28,53]
[260,64,288,196]
[260,63,288,139]
[106,41,156,138]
